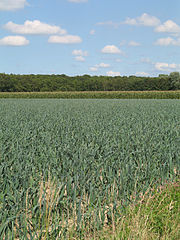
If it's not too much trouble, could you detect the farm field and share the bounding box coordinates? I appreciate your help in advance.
[0,99,180,239]
[0,90,180,99]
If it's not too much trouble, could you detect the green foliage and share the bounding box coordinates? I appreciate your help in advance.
[169,72,180,90]
[100,181,180,240]
[0,72,177,92]
[0,99,179,239]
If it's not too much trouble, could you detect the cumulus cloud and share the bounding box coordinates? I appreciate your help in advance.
[124,13,160,27]
[123,18,137,26]
[155,20,180,34]
[4,20,67,35]
[154,62,180,72]
[90,62,110,72]
[0,0,27,11]
[89,67,98,72]
[107,71,120,76]
[155,37,180,46]
[0,35,29,46]
[137,13,160,26]
[75,56,85,62]
[135,72,150,77]
[72,49,88,56]
[128,41,141,46]
[101,45,122,54]
[96,21,120,28]
[96,63,110,68]
[48,35,82,44]
[97,13,160,30]
[72,49,88,62]
[68,0,88,3]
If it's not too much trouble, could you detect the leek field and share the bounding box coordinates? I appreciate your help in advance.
[0,99,179,239]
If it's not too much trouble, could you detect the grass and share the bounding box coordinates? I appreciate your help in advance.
[4,178,179,239]
[0,90,180,99]
[113,180,180,240]
[85,180,180,240]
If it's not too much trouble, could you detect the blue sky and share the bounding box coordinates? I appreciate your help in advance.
[0,0,180,76]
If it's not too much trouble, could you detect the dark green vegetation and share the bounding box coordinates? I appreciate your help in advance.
[0,72,180,92]
[0,99,179,239]
[1,91,180,99]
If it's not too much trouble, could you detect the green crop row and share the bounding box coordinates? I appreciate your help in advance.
[0,90,180,99]
[0,99,179,239]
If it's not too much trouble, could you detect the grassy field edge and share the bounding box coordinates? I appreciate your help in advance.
[94,180,180,240]
[55,179,180,239]
[2,179,179,239]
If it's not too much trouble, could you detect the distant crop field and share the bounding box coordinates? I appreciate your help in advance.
[0,90,180,99]
[0,99,179,239]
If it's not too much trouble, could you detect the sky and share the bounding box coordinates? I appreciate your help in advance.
[0,0,180,76]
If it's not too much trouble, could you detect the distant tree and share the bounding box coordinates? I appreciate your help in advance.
[0,73,15,91]
[158,74,168,78]
[0,72,178,92]
[169,72,180,89]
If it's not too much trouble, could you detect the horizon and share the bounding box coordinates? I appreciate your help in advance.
[0,72,172,78]
[1,0,180,77]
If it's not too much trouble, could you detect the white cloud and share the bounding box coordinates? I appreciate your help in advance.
[4,20,67,35]
[0,35,29,46]
[128,41,141,46]
[0,0,27,11]
[101,45,122,54]
[155,37,180,46]
[123,18,137,26]
[75,56,85,62]
[68,0,88,3]
[97,13,160,29]
[107,71,120,76]
[155,37,174,46]
[89,67,98,72]
[97,21,120,28]
[72,49,88,56]
[155,20,180,34]
[90,63,110,72]
[90,29,95,35]
[154,62,180,72]
[137,13,160,26]
[48,35,82,44]
[124,13,160,27]
[72,49,88,62]
[135,72,149,77]
[139,59,180,73]
[96,63,110,68]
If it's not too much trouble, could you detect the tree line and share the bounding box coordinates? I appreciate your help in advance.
[0,72,180,92]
